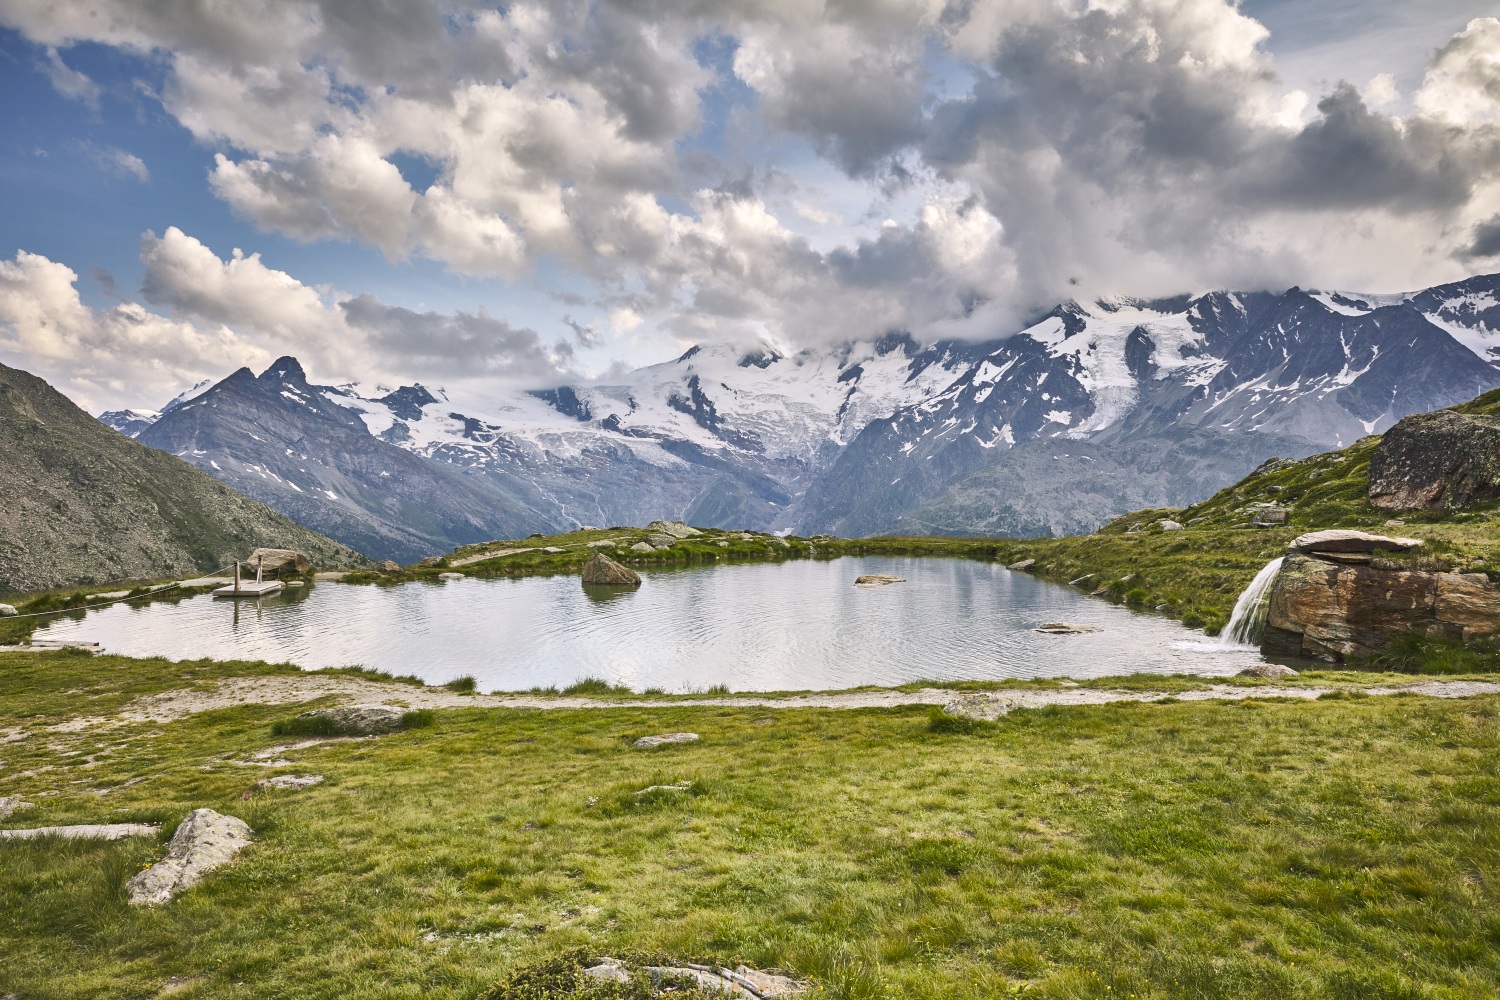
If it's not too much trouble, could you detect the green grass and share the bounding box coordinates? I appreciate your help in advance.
[1,652,1498,999]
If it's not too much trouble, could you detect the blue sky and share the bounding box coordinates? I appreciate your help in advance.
[0,1,1497,411]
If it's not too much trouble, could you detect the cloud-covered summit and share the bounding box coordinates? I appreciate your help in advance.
[1,0,1498,409]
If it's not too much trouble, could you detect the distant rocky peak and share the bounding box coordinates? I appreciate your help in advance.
[260,356,308,386]
[378,384,440,422]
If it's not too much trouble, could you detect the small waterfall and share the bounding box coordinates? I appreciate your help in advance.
[1219,557,1285,648]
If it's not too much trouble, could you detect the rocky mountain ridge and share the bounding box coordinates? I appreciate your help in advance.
[102,273,1500,550]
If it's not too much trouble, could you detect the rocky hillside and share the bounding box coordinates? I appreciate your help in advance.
[0,362,363,595]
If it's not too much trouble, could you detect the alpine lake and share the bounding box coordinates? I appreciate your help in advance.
[31,556,1269,692]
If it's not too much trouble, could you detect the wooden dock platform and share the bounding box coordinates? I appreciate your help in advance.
[212,580,284,598]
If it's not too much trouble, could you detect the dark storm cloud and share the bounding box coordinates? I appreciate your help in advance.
[1462,214,1500,260]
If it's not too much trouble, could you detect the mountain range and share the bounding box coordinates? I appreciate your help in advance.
[101,273,1500,563]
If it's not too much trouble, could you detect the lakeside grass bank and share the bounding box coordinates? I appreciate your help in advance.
[1,652,1498,999]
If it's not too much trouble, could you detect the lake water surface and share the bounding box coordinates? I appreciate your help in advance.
[32,556,1266,691]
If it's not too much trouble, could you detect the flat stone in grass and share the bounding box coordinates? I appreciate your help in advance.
[257,774,325,789]
[1237,664,1299,679]
[295,705,405,735]
[634,732,700,749]
[0,796,33,819]
[0,822,157,841]
[127,809,253,906]
[1287,529,1422,555]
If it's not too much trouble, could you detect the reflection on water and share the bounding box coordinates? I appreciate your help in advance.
[33,557,1267,692]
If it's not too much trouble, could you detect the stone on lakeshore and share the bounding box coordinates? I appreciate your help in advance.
[1033,622,1100,634]
[257,774,324,790]
[646,533,677,548]
[645,520,703,538]
[1288,529,1422,555]
[1236,664,1299,679]
[941,693,1018,722]
[1263,552,1500,660]
[581,553,641,586]
[634,732,699,749]
[767,535,790,548]
[0,603,15,616]
[377,560,401,572]
[296,705,405,735]
[629,541,655,553]
[126,809,253,906]
[417,556,442,567]
[1159,520,1184,531]
[854,575,905,587]
[438,572,463,580]
[1007,558,1036,571]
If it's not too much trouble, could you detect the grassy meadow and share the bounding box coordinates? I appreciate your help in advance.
[1,651,1498,999]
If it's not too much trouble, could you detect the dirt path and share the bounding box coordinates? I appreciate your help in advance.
[118,675,1500,724]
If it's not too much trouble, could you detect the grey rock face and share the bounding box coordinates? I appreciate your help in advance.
[127,808,253,906]
[581,553,641,586]
[1368,409,1500,511]
[296,705,406,735]
[634,732,700,748]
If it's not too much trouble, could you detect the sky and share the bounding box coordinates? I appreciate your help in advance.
[0,0,1497,413]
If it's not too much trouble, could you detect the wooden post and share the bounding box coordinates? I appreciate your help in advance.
[234,561,241,591]
[256,556,263,584]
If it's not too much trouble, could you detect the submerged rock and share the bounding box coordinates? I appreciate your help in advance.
[854,574,904,588]
[634,732,699,749]
[581,553,641,586]
[127,809,252,906]
[1033,622,1100,634]
[438,572,463,580]
[1236,664,1299,679]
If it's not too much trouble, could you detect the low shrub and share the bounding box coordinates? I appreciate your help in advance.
[443,675,477,694]
[562,677,632,695]
[1366,634,1500,675]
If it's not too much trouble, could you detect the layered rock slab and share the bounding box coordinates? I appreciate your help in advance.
[1263,553,1500,660]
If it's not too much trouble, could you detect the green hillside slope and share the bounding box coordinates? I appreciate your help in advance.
[0,362,364,595]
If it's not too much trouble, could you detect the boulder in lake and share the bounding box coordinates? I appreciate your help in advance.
[854,575,904,587]
[582,552,641,586]
[1033,622,1100,634]
[634,732,699,749]
[1236,664,1299,679]
[645,520,702,539]
[126,809,253,906]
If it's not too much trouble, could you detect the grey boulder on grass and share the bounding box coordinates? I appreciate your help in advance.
[127,809,253,906]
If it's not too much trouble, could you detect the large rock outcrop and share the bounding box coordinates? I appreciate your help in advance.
[126,809,253,905]
[1262,552,1500,660]
[1368,409,1500,511]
